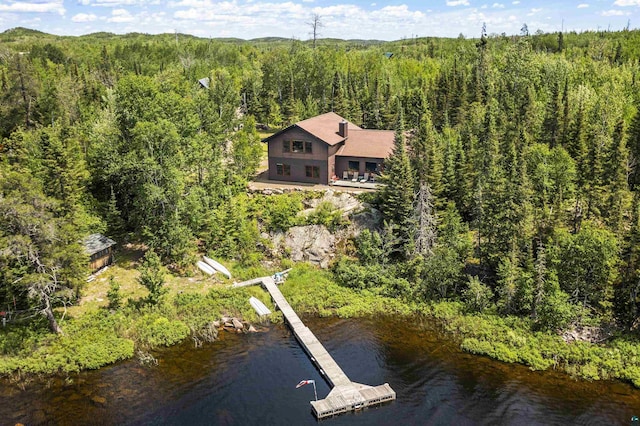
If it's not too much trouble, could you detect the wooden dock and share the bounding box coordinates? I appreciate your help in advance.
[233,276,396,419]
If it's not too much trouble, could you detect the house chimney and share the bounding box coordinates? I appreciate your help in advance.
[339,120,348,138]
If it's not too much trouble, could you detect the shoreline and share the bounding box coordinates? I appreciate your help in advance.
[2,264,640,390]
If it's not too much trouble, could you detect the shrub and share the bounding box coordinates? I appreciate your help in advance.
[306,201,349,232]
[107,276,122,309]
[133,313,190,347]
[462,276,494,313]
[138,249,167,305]
[258,193,304,232]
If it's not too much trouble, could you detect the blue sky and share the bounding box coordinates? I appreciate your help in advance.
[0,0,638,40]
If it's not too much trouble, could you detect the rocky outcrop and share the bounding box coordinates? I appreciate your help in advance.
[259,190,383,268]
[284,225,336,269]
[303,190,362,214]
[350,206,383,234]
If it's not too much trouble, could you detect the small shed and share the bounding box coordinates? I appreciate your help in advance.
[84,234,116,272]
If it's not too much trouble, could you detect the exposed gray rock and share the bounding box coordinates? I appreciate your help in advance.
[284,225,335,268]
[351,205,383,234]
[304,190,362,215]
[258,192,384,268]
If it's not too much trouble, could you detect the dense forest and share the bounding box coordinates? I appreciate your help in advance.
[2,25,640,349]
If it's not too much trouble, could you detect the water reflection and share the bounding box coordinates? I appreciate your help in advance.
[2,316,639,425]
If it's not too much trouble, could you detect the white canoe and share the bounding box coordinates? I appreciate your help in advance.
[203,256,232,279]
[249,296,271,316]
[197,261,216,276]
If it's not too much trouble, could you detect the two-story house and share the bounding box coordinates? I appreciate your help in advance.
[264,112,395,185]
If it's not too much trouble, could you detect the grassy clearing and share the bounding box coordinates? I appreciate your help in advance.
[68,246,236,317]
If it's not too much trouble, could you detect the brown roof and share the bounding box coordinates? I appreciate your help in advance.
[262,112,393,159]
[296,112,362,146]
[336,129,395,159]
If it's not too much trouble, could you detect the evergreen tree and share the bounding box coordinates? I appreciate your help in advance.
[106,185,125,239]
[628,102,640,190]
[138,249,166,305]
[542,79,562,148]
[496,251,522,315]
[107,276,122,309]
[604,120,630,233]
[379,108,415,258]
[616,193,640,327]
[0,164,86,334]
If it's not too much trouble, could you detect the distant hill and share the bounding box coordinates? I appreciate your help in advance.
[80,32,118,39]
[249,37,292,43]
[0,27,393,46]
[2,27,48,36]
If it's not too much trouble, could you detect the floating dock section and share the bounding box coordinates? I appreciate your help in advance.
[233,276,396,419]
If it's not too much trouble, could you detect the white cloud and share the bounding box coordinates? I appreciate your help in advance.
[108,8,135,22]
[375,5,425,19]
[613,0,640,6]
[313,4,361,17]
[0,0,65,15]
[82,0,140,6]
[174,1,311,24]
[72,12,98,22]
[601,9,625,16]
[446,0,470,6]
[512,1,520,4]
[492,3,505,8]
[530,8,542,13]
[169,0,212,7]
[577,3,589,8]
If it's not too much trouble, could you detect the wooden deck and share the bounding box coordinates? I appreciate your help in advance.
[233,276,396,419]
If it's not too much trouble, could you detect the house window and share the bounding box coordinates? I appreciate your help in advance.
[287,140,312,154]
[348,161,360,171]
[276,163,291,176]
[365,162,378,172]
[305,165,320,179]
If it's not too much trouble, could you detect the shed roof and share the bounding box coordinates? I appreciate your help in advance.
[336,129,395,159]
[83,234,116,256]
[198,77,210,89]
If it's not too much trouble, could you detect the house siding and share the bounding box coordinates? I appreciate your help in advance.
[327,143,343,181]
[268,127,331,184]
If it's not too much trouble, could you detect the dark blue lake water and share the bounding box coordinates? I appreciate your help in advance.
[3,317,639,425]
